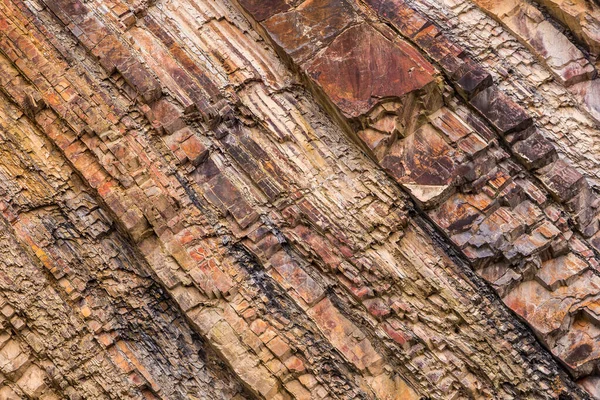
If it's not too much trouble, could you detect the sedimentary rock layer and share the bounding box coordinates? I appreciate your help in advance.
[0,0,598,398]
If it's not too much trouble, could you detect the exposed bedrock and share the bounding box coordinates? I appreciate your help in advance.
[0,0,598,398]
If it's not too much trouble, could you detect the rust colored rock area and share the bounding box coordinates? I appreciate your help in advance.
[261,0,356,63]
[240,0,443,123]
[0,0,599,398]
[305,23,438,118]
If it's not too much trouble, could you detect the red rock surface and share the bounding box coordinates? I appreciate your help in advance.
[305,23,439,118]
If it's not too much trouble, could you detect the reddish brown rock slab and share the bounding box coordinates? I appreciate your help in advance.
[467,207,524,251]
[477,262,522,294]
[180,135,209,166]
[203,173,259,229]
[505,222,560,261]
[262,0,357,63]
[536,253,590,291]
[452,60,494,100]
[503,279,576,339]
[43,0,88,25]
[305,23,439,119]
[538,159,587,202]
[364,0,429,38]
[554,316,600,377]
[470,87,533,135]
[505,271,600,343]
[428,108,473,143]
[236,0,295,22]
[512,130,558,170]
[151,99,186,135]
[365,0,493,99]
[381,124,457,206]
[428,193,484,235]
[582,300,600,327]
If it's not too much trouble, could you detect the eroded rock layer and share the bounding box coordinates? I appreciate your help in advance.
[0,0,598,398]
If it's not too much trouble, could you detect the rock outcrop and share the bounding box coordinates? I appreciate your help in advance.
[0,0,598,398]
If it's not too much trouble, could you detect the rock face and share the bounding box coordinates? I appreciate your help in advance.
[0,0,598,398]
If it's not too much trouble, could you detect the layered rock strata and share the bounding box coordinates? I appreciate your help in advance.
[0,0,597,399]
[236,0,600,397]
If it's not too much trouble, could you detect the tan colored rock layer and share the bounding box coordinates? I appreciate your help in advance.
[0,0,596,399]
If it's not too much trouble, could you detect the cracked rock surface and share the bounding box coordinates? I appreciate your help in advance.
[0,0,599,398]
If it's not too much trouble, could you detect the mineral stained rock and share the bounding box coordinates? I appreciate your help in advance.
[0,0,599,398]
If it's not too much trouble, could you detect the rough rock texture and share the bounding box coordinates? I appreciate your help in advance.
[0,0,599,398]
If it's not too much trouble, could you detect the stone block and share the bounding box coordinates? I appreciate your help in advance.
[538,159,586,202]
[262,0,355,63]
[205,174,259,229]
[470,87,532,135]
[180,135,208,166]
[0,340,28,374]
[17,365,47,397]
[120,59,162,103]
[512,130,558,170]
[305,23,439,118]
[365,0,429,38]
[536,253,589,291]
[237,0,294,22]
[429,194,484,235]
[429,108,472,143]
[382,124,457,206]
[453,60,493,99]
[151,99,185,135]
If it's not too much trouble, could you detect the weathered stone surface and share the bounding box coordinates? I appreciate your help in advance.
[473,0,596,85]
[0,0,599,398]
[536,0,600,57]
[571,79,600,124]
[539,159,587,202]
[305,23,439,118]
[513,129,558,170]
[470,86,533,135]
[381,123,457,205]
[262,0,356,63]
[536,253,589,290]
[237,0,600,397]
[236,0,293,22]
